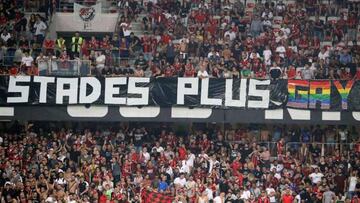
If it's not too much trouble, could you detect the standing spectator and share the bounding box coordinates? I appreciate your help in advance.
[33,15,47,44]
[323,186,336,203]
[71,32,83,58]
[20,52,34,73]
[309,168,324,185]
[313,16,324,41]
[56,36,66,56]
[96,51,106,71]
[302,63,315,79]
[165,41,175,65]
[250,15,263,38]
[348,171,358,199]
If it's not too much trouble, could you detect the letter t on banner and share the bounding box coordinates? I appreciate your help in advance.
[308,81,331,109]
[333,80,354,110]
[287,80,309,108]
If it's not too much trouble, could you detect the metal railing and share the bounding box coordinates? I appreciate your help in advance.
[228,141,279,158]
[46,59,92,76]
[285,142,354,157]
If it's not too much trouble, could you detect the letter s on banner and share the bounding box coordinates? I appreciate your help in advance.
[248,79,270,108]
[127,77,150,105]
[177,77,199,105]
[7,76,31,103]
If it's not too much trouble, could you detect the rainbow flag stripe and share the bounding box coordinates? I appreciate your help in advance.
[333,80,354,110]
[309,81,331,109]
[287,80,309,108]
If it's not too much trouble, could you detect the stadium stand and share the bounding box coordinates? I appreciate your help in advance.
[0,0,358,79]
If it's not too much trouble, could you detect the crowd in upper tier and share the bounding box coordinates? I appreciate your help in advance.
[0,0,360,79]
[0,122,359,202]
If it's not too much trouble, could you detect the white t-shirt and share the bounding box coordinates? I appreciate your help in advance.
[349,176,357,191]
[22,56,34,67]
[197,70,209,78]
[120,22,132,37]
[180,161,190,174]
[318,51,329,60]
[275,46,286,58]
[55,178,67,185]
[34,21,47,36]
[186,153,195,168]
[142,152,150,163]
[152,146,164,153]
[240,190,251,200]
[224,31,236,41]
[309,172,324,184]
[207,52,220,59]
[205,188,213,200]
[96,54,106,68]
[213,196,224,203]
[174,177,187,187]
[339,130,348,141]
[263,49,272,65]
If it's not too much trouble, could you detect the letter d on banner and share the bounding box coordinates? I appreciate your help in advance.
[79,77,101,103]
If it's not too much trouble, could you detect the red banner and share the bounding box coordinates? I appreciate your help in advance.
[141,189,174,203]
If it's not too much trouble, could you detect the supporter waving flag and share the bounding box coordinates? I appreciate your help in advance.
[141,189,174,203]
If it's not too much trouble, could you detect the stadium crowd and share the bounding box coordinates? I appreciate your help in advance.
[0,122,359,203]
[0,0,359,79]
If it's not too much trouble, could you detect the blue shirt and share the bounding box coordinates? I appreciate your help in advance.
[158,181,168,192]
[339,53,352,65]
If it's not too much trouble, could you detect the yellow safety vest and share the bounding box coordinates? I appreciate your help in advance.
[56,39,65,50]
[71,37,83,53]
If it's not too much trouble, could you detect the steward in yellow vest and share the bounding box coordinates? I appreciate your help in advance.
[71,32,83,54]
[56,37,66,52]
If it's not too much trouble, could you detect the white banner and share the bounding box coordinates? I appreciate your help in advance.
[74,3,102,31]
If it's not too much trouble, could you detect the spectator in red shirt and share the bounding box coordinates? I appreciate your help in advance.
[89,36,99,50]
[184,60,195,77]
[299,36,309,50]
[161,31,172,45]
[281,188,294,203]
[258,191,270,203]
[286,65,296,79]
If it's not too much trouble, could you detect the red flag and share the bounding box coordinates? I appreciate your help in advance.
[141,189,174,203]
